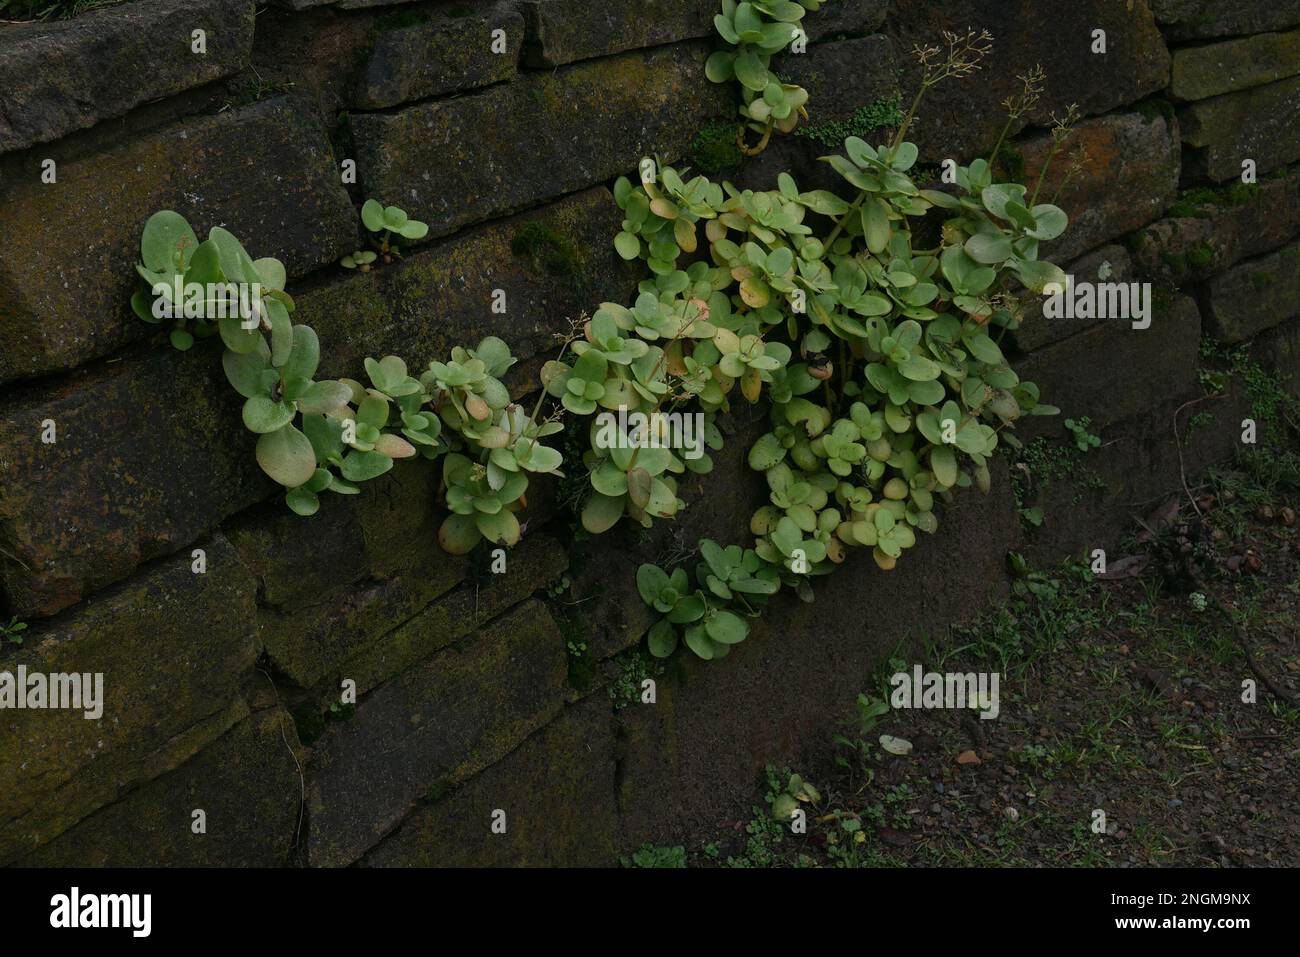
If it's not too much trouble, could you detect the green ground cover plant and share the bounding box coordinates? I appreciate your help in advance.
[135,2,1073,664]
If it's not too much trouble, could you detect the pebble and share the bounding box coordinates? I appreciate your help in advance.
[1004,806,1020,822]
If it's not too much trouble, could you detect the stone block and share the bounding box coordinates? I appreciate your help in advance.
[1205,241,1300,343]
[1170,29,1300,101]
[1130,166,1300,284]
[16,707,304,867]
[0,349,266,617]
[1017,294,1202,442]
[0,97,355,384]
[887,0,1169,160]
[0,536,257,863]
[1151,0,1300,41]
[360,694,617,866]
[1180,75,1300,181]
[353,4,523,108]
[351,44,731,238]
[0,0,255,155]
[306,599,567,866]
[1020,109,1180,261]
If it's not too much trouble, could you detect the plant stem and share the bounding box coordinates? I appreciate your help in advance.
[1030,141,1064,206]
[527,338,572,429]
[890,83,929,151]
[987,114,1016,171]
[1049,165,1080,206]
[825,192,865,248]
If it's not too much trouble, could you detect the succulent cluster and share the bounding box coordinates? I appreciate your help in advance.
[617,123,1069,652]
[138,2,1073,667]
[341,199,428,271]
[638,539,779,661]
[135,213,562,535]
[705,0,819,152]
[131,210,295,352]
[616,17,1075,658]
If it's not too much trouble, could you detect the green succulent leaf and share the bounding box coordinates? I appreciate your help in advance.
[256,424,317,488]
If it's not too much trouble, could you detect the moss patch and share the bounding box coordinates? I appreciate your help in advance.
[794,95,904,150]
[690,122,744,173]
[1168,181,1260,218]
[511,221,583,278]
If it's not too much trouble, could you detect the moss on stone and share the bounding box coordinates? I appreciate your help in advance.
[1186,241,1215,268]
[1168,180,1261,218]
[608,647,666,710]
[690,122,744,173]
[1135,97,1176,128]
[510,220,584,278]
[1250,270,1274,290]
[793,94,904,150]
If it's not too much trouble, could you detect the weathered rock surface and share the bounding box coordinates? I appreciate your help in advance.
[1017,294,1202,442]
[1205,241,1300,343]
[307,600,567,866]
[887,0,1170,160]
[0,536,257,863]
[1131,166,1300,284]
[1010,245,1135,353]
[225,458,444,614]
[295,187,640,388]
[360,694,617,866]
[251,527,567,694]
[1021,380,1251,564]
[1256,315,1300,399]
[617,460,1018,843]
[0,350,266,618]
[1151,0,1300,40]
[353,4,522,108]
[0,0,255,155]
[775,34,897,124]
[16,707,304,867]
[0,97,354,384]
[803,0,889,40]
[351,43,731,238]
[1020,109,1180,261]
[520,0,715,66]
[1170,29,1300,101]
[1179,75,1300,181]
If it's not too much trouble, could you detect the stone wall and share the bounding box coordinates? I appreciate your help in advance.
[1,0,1298,866]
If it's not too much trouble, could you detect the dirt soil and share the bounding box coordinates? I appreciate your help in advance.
[668,465,1300,869]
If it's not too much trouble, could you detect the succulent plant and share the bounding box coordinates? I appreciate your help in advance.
[361,198,428,248]
[705,1,815,149]
[340,250,378,271]
[770,771,821,822]
[133,6,1070,670]
[637,559,754,661]
[439,453,527,553]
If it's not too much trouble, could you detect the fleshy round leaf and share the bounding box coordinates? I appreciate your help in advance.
[242,395,296,434]
[256,425,317,488]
